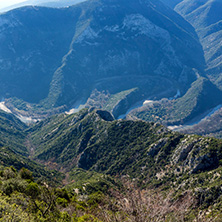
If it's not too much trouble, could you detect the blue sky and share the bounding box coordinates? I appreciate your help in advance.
[0,0,26,9]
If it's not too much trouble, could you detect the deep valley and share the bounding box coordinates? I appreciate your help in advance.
[1,0,222,221]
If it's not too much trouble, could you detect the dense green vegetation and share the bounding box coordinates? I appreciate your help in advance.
[0,166,106,221]
[0,110,63,182]
[0,110,27,155]
[1,108,222,220]
[175,0,222,88]
[1,164,222,221]
[0,145,62,181]
[25,108,222,179]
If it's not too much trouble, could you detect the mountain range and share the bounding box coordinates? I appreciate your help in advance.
[1,1,222,220]
[0,0,206,119]
[0,0,222,137]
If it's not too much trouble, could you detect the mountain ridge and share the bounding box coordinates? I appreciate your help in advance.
[0,0,86,13]
[0,106,222,220]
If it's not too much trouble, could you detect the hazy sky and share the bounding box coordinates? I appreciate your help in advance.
[0,0,26,9]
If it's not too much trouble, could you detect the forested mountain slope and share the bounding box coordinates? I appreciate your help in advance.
[0,110,62,181]
[128,0,222,138]
[27,108,222,179]
[0,0,204,117]
[0,108,222,220]
[175,0,222,88]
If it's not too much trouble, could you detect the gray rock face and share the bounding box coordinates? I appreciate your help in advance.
[148,138,169,157]
[170,136,219,173]
[190,154,218,173]
[172,137,199,164]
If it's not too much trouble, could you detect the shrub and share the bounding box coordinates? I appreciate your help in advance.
[1,178,28,195]
[3,167,17,179]
[19,168,34,181]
